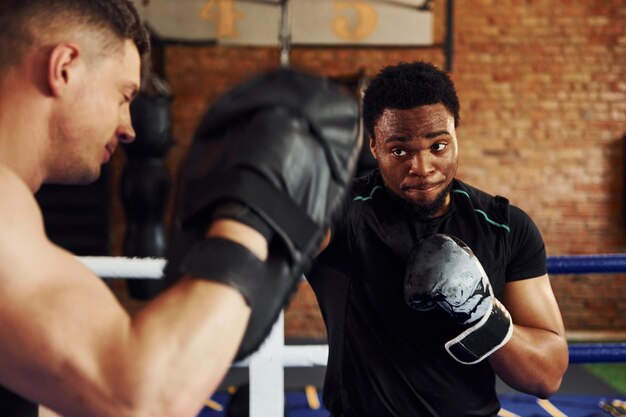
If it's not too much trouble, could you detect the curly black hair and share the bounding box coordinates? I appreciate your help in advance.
[362,61,460,139]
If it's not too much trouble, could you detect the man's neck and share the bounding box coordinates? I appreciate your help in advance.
[0,73,49,192]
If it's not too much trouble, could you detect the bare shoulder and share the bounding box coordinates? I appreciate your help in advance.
[0,164,101,290]
[0,164,41,213]
[0,165,129,410]
[0,164,53,292]
[0,163,45,234]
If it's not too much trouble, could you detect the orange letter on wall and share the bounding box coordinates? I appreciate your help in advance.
[333,0,378,41]
[200,0,246,38]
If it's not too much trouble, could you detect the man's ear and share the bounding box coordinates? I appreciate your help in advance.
[369,135,378,160]
[47,43,81,97]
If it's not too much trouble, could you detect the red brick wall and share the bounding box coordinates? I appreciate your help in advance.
[450,0,626,339]
[111,0,626,339]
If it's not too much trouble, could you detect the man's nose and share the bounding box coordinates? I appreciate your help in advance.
[408,152,434,177]
[117,114,136,144]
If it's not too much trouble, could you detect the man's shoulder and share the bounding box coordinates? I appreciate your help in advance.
[350,169,384,202]
[325,170,384,235]
[0,163,43,232]
[452,179,499,201]
[452,179,511,210]
[0,163,27,197]
[0,163,36,200]
[451,179,513,231]
[451,179,540,235]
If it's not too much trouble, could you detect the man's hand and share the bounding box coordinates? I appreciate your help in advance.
[404,234,513,364]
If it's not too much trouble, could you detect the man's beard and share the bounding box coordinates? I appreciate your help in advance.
[406,181,453,220]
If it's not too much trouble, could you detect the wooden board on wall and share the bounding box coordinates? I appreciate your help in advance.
[134,0,433,46]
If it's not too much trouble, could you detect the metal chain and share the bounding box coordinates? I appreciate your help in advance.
[278,0,292,67]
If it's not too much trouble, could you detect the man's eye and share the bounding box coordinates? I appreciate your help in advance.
[432,143,447,152]
[392,148,407,157]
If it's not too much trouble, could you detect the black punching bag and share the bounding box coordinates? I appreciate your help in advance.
[122,75,172,299]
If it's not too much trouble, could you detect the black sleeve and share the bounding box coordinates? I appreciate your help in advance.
[308,179,363,285]
[308,211,352,285]
[506,205,547,282]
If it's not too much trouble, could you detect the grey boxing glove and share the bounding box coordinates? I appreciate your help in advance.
[404,234,513,364]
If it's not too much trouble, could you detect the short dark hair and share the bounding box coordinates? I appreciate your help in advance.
[362,61,460,139]
[0,0,150,72]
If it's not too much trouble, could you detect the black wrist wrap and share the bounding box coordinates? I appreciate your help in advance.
[445,301,513,365]
[180,237,265,304]
[180,237,300,360]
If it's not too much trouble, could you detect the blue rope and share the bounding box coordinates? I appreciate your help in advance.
[547,254,626,275]
[568,343,626,363]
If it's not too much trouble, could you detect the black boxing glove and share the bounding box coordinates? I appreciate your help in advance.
[165,68,361,359]
[404,234,513,364]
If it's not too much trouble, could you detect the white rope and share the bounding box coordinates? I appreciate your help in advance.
[74,254,626,417]
[77,256,166,279]
[76,255,325,417]
[233,344,329,368]
[75,255,328,417]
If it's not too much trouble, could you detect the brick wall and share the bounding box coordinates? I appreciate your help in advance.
[111,0,626,339]
[450,0,626,338]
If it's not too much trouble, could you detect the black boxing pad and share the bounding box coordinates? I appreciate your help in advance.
[165,68,361,359]
[182,68,360,252]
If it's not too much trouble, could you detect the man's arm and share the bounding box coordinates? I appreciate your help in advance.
[1,67,360,417]
[404,234,567,398]
[0,169,252,417]
[488,274,568,398]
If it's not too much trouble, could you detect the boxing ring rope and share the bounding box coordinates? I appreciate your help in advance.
[77,256,166,279]
[79,253,626,279]
[547,254,626,275]
[78,254,626,416]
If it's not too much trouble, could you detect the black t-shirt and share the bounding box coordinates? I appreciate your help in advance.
[308,170,547,417]
[0,385,37,417]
